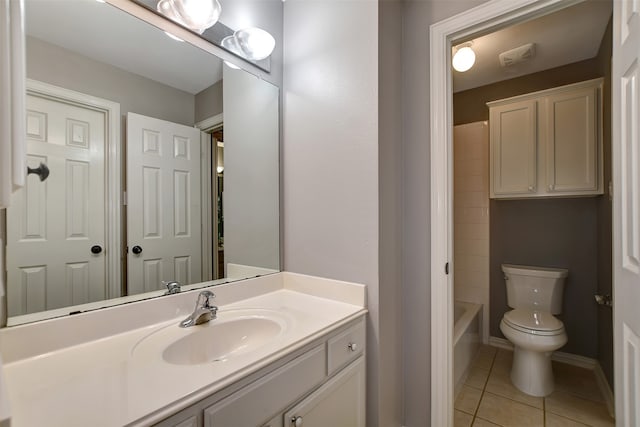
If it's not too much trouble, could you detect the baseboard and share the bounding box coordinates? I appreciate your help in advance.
[489,336,595,368]
[489,335,615,418]
[593,363,615,418]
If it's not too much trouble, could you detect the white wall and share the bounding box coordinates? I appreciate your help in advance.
[454,121,490,343]
[401,1,490,426]
[223,65,280,271]
[282,0,388,425]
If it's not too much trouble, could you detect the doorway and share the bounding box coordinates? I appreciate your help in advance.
[429,0,634,425]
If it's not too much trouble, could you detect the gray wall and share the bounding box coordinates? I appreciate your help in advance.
[378,0,404,425]
[195,80,223,124]
[282,1,390,425]
[596,18,613,388]
[401,1,489,426]
[26,36,195,126]
[223,66,280,271]
[489,198,599,357]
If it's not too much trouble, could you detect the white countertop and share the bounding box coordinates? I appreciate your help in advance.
[0,273,367,426]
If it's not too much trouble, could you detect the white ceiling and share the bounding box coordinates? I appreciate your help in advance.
[452,0,612,93]
[25,0,223,95]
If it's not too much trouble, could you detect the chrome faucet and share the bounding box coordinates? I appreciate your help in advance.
[163,280,181,295]
[180,290,218,328]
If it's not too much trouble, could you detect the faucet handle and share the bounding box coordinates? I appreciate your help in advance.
[196,290,216,308]
[162,280,181,295]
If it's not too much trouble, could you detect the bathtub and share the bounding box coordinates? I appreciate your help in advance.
[454,301,482,395]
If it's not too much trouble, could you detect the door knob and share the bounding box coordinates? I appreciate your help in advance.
[90,245,102,254]
[291,416,303,427]
[132,245,143,255]
[27,162,50,182]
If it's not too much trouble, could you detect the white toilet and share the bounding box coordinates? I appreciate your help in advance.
[499,264,568,397]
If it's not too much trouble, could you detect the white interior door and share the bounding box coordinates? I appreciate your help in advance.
[127,112,202,294]
[6,93,106,317]
[613,1,640,425]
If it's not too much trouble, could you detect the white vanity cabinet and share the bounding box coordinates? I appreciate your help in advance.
[488,78,603,199]
[153,317,366,427]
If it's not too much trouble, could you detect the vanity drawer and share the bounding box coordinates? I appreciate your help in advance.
[327,318,365,375]
[204,344,326,427]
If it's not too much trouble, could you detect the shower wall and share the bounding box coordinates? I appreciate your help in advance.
[453,121,490,343]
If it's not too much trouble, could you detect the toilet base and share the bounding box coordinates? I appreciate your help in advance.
[510,346,555,397]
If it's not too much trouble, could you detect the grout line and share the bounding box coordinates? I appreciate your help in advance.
[471,347,498,426]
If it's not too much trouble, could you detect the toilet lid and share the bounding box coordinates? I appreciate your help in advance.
[503,309,564,336]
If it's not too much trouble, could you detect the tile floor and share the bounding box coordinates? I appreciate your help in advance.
[454,345,615,427]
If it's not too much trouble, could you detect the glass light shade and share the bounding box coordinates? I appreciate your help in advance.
[156,0,221,34]
[234,27,275,61]
[452,46,476,72]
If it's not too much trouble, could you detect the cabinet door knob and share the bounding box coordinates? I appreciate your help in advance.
[348,342,358,352]
[291,416,303,426]
[528,185,534,192]
[548,184,554,191]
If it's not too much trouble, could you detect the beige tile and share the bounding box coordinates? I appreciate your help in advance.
[473,345,497,370]
[456,223,490,240]
[455,410,474,427]
[465,365,490,390]
[545,412,591,427]
[455,385,483,415]
[552,361,604,403]
[472,418,501,427]
[545,390,614,427]
[485,366,543,409]
[492,349,513,373]
[476,392,543,427]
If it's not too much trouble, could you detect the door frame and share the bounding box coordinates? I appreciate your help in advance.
[25,79,122,299]
[195,113,223,281]
[428,0,589,425]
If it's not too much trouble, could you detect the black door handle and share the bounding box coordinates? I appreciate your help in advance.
[90,245,102,254]
[27,162,50,182]
[132,245,143,255]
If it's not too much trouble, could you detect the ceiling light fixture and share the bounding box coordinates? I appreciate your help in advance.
[452,43,476,72]
[222,27,275,61]
[156,0,221,34]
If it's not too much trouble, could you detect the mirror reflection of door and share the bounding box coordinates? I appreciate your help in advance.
[126,112,204,295]
[6,87,111,317]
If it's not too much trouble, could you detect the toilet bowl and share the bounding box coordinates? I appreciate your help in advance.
[500,308,567,396]
[500,264,568,397]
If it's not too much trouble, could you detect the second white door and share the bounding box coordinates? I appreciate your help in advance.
[127,112,203,294]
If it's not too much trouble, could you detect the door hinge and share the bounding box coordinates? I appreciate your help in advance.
[445,262,449,275]
[122,191,127,206]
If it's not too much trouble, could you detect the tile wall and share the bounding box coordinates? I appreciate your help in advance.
[454,121,490,342]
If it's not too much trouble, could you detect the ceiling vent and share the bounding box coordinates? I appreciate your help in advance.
[499,43,536,67]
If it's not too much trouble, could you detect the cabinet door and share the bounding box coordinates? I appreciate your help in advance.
[490,99,538,197]
[284,357,365,427]
[204,345,326,427]
[546,86,600,193]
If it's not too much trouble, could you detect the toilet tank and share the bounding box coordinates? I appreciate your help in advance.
[502,264,568,314]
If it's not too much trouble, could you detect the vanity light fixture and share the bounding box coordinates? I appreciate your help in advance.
[452,42,476,72]
[164,31,184,42]
[224,60,241,70]
[156,0,221,34]
[222,27,275,61]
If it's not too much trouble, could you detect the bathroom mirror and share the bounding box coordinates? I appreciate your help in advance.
[4,0,280,326]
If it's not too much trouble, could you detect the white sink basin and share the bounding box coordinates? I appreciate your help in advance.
[133,309,292,365]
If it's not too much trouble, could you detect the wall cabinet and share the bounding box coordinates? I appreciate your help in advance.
[488,78,603,199]
[154,317,366,427]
